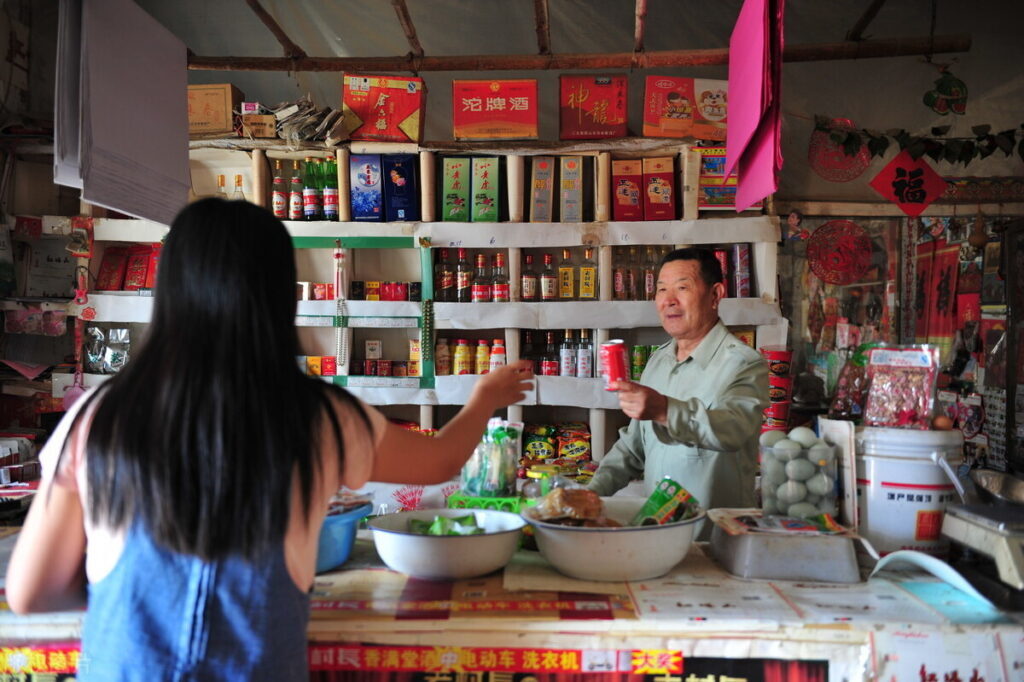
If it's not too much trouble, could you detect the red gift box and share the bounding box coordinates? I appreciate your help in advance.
[144,243,162,289]
[342,74,425,143]
[611,160,643,221]
[453,79,538,140]
[123,245,153,291]
[95,247,129,291]
[642,157,676,221]
[559,75,627,140]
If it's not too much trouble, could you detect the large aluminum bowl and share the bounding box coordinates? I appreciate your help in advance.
[369,508,526,580]
[522,496,705,581]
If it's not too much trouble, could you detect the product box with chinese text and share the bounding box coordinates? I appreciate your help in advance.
[559,75,627,140]
[642,157,676,220]
[453,80,538,140]
[349,154,383,222]
[642,76,728,141]
[697,147,763,210]
[559,156,584,223]
[123,245,154,291]
[188,84,244,135]
[471,157,500,222]
[382,154,420,222]
[611,160,643,221]
[239,114,277,138]
[529,156,555,222]
[342,74,425,143]
[442,158,470,222]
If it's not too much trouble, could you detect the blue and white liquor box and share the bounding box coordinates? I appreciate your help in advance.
[383,154,420,222]
[350,154,383,221]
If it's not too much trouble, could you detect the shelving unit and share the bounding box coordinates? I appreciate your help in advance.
[46,137,786,459]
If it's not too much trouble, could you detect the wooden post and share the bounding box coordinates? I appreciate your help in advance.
[251,149,268,208]
[506,154,525,223]
[336,148,351,222]
[679,144,700,221]
[419,150,435,222]
[595,152,611,222]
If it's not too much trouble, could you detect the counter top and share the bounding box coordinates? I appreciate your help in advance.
[1,530,1022,681]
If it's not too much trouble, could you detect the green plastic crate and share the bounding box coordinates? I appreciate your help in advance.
[446,491,536,513]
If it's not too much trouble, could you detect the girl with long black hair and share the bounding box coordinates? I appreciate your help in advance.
[6,198,532,680]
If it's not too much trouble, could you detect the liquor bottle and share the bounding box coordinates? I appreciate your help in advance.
[521,330,537,374]
[541,331,559,376]
[434,338,451,376]
[626,246,639,301]
[558,248,576,300]
[271,160,287,218]
[559,329,577,377]
[302,156,322,221]
[471,253,492,303]
[576,329,593,378]
[215,174,228,199]
[489,339,507,372]
[491,253,510,302]
[455,248,473,303]
[540,253,557,302]
[612,247,628,301]
[435,249,454,302]
[288,160,304,220]
[475,339,491,374]
[322,156,340,221]
[578,247,598,300]
[642,246,658,301]
[521,254,539,302]
[231,174,246,201]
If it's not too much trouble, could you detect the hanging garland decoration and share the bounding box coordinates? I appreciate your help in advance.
[806,220,873,285]
[813,116,1024,167]
[808,117,871,182]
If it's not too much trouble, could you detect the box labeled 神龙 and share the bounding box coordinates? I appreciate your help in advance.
[559,75,627,140]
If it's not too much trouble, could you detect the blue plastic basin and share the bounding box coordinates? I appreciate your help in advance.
[316,502,373,574]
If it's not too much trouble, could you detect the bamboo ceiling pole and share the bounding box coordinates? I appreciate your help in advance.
[188,34,971,71]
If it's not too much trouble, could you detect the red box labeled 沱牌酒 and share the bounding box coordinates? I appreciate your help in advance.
[642,157,676,221]
[452,80,538,140]
[342,74,425,143]
[559,75,627,140]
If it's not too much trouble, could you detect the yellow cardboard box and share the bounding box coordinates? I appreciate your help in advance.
[187,84,244,135]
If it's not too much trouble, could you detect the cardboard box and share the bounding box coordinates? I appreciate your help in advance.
[453,79,538,140]
[559,75,627,140]
[642,157,675,220]
[442,158,471,222]
[559,156,584,222]
[642,76,727,140]
[123,245,153,291]
[342,74,425,143]
[349,154,382,222]
[144,243,162,289]
[611,160,643,221]
[240,114,277,138]
[382,154,420,222]
[471,157,500,222]
[529,156,555,222]
[696,147,763,210]
[95,246,128,291]
[188,83,244,135]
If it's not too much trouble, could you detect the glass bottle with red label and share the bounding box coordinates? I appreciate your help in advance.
[541,331,559,376]
[559,329,577,377]
[612,247,628,301]
[540,253,557,302]
[271,160,287,218]
[288,160,303,220]
[435,249,454,302]
[455,248,473,302]
[491,253,510,302]
[471,253,492,303]
[521,254,538,302]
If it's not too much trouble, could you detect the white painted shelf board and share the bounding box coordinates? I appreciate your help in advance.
[297,300,421,318]
[535,376,620,409]
[434,374,536,406]
[283,221,416,238]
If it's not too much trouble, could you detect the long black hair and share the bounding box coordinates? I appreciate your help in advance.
[71,198,366,560]
[660,247,724,286]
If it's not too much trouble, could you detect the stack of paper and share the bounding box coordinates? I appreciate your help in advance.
[55,0,189,226]
[724,0,785,212]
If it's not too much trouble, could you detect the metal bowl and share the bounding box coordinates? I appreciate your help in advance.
[969,469,1024,505]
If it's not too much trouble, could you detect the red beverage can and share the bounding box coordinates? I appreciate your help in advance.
[377,360,392,377]
[600,340,628,391]
[713,249,730,288]
[364,359,377,376]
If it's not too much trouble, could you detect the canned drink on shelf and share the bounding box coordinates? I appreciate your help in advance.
[348,281,365,300]
[363,359,377,376]
[407,360,421,377]
[392,361,408,377]
[630,344,649,381]
[408,281,422,301]
[321,356,337,376]
[377,360,392,377]
[599,340,627,391]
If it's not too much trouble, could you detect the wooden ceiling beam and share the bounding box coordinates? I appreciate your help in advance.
[391,0,424,58]
[634,0,648,54]
[244,0,306,59]
[846,0,889,42]
[534,0,551,55]
[188,34,970,72]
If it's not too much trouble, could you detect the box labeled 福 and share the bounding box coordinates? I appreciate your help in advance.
[188,84,244,135]
[342,74,425,143]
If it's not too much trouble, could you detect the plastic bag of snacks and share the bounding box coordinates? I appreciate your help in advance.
[863,345,939,429]
[460,418,523,497]
[827,342,881,422]
[522,424,557,462]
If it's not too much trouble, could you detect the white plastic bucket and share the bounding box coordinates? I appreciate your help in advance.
[854,427,964,556]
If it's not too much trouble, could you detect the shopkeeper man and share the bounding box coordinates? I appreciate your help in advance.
[588,248,769,512]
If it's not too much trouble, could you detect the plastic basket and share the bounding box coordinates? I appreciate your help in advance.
[446,491,536,513]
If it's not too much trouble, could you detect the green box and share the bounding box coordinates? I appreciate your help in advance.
[442,157,470,221]
[471,157,500,222]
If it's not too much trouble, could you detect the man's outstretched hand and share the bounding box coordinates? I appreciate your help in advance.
[615,379,669,424]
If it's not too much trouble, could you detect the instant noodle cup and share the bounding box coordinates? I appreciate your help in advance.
[762,416,789,429]
[759,345,793,377]
[763,401,791,420]
[768,375,793,403]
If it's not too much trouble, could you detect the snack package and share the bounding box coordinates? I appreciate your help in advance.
[460,418,521,497]
[827,342,881,422]
[863,345,940,429]
[629,477,701,526]
[556,430,592,460]
[532,488,602,521]
[523,424,557,461]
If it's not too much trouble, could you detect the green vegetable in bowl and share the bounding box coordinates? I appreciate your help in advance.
[409,514,484,536]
